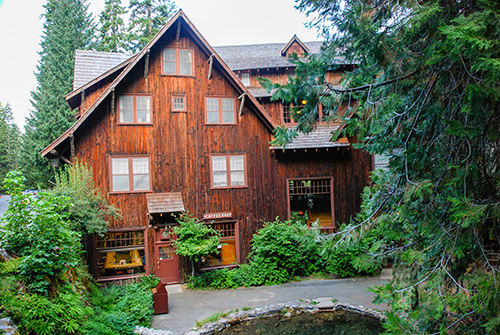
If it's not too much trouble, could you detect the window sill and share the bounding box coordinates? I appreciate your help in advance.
[96,274,144,282]
[109,190,153,195]
[205,123,238,126]
[161,74,195,78]
[200,264,239,272]
[211,186,248,190]
[117,123,154,126]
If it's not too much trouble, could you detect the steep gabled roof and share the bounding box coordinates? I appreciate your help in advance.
[280,34,309,56]
[270,124,350,150]
[42,10,277,158]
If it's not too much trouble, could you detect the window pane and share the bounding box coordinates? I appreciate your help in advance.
[206,98,219,123]
[136,96,150,123]
[179,49,192,62]
[222,111,234,123]
[230,171,245,186]
[119,96,133,123]
[213,172,228,187]
[163,48,176,74]
[221,99,234,123]
[230,155,244,171]
[206,98,219,111]
[221,98,233,111]
[179,63,192,75]
[173,96,185,111]
[241,73,250,86]
[212,156,227,171]
[212,156,227,187]
[112,158,129,174]
[132,158,149,174]
[113,175,129,191]
[207,111,219,123]
[133,174,150,191]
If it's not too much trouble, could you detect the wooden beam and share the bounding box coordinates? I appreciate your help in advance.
[81,89,86,110]
[69,134,75,158]
[238,93,247,117]
[207,54,214,80]
[111,89,115,117]
[60,156,72,165]
[175,20,181,42]
[144,49,150,78]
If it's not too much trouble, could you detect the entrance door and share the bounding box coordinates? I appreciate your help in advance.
[154,228,179,284]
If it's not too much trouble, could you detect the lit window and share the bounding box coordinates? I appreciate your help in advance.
[288,178,335,233]
[110,156,151,193]
[95,230,146,279]
[240,72,250,86]
[171,95,187,112]
[206,97,236,124]
[118,95,151,124]
[211,154,246,188]
[163,48,193,75]
[201,221,238,269]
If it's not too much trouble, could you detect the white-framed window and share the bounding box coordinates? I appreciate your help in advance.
[210,154,246,188]
[110,156,151,193]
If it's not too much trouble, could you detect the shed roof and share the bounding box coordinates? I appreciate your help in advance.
[270,124,350,150]
[146,192,185,214]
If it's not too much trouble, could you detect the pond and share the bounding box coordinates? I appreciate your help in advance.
[219,310,385,335]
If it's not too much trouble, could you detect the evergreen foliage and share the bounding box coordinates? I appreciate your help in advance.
[262,0,500,333]
[0,102,20,186]
[22,0,94,187]
[126,0,177,53]
[95,0,128,53]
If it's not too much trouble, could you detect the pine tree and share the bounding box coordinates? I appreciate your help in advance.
[21,0,94,187]
[126,0,177,53]
[265,0,500,333]
[95,0,128,53]
[0,102,20,185]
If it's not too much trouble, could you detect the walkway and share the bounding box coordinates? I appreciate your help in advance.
[152,269,391,335]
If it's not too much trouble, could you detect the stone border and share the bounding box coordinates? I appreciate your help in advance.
[183,298,385,335]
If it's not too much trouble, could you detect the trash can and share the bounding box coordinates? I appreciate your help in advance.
[152,279,169,314]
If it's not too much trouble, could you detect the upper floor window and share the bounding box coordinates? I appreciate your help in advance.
[171,94,187,112]
[206,97,236,125]
[118,95,151,124]
[163,48,193,76]
[110,156,151,193]
[211,154,246,188]
[240,72,250,86]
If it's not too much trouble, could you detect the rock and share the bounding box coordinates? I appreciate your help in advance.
[0,318,20,335]
[134,326,172,335]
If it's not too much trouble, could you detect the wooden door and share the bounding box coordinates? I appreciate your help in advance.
[154,228,179,284]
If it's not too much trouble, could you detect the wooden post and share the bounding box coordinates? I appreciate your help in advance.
[111,89,115,117]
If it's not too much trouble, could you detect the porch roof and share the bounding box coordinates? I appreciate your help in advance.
[146,192,185,214]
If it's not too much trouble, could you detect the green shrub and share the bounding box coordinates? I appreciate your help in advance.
[248,218,322,284]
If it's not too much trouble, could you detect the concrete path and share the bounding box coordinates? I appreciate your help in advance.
[152,269,391,335]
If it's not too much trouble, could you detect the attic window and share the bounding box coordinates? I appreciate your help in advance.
[163,48,193,76]
[240,72,250,86]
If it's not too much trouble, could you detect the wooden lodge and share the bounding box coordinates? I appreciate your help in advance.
[42,10,372,284]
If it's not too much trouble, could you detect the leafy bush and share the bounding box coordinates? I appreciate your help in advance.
[82,279,157,335]
[247,218,323,285]
[172,212,221,276]
[188,218,385,289]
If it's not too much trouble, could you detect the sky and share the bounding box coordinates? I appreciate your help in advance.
[0,0,320,128]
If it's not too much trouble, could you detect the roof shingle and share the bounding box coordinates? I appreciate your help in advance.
[270,124,350,150]
[146,192,185,214]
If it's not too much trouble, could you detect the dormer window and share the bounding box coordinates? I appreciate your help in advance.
[240,72,250,86]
